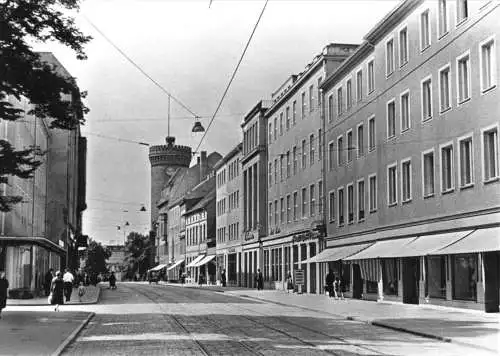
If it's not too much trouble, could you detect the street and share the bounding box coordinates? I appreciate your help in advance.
[59,283,491,355]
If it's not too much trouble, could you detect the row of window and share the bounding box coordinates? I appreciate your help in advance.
[216,198,226,217]
[186,211,206,225]
[243,122,259,156]
[328,120,374,170]
[216,169,226,188]
[217,223,238,244]
[228,158,240,181]
[187,223,207,246]
[268,181,324,230]
[228,190,240,211]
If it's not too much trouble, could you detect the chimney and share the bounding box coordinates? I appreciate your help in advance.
[200,151,208,180]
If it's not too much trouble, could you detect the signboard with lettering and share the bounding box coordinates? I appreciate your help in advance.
[294,269,304,286]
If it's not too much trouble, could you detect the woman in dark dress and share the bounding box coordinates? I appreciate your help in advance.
[0,271,9,319]
[50,271,64,310]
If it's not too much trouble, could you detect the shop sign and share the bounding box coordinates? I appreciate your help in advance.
[294,269,305,286]
[228,247,236,253]
[244,231,255,241]
[292,231,318,243]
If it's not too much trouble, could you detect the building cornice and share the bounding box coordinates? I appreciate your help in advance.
[214,142,242,171]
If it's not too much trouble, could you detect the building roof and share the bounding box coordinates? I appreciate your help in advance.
[213,142,242,171]
[184,188,216,216]
[241,100,273,128]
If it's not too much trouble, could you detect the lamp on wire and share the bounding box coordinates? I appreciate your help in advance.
[191,116,205,133]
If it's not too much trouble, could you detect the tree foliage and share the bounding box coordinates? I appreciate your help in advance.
[0,0,91,211]
[123,232,153,280]
[83,239,112,277]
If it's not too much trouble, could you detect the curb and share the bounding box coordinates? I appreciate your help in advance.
[370,320,451,342]
[7,287,102,307]
[51,312,95,356]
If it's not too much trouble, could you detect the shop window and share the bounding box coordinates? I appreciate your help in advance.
[382,258,398,295]
[342,263,351,292]
[453,254,477,301]
[426,256,446,299]
[366,281,378,294]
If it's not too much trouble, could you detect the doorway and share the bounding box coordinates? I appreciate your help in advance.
[352,264,363,299]
[403,257,420,304]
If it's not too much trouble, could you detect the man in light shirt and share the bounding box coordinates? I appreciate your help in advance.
[63,268,74,302]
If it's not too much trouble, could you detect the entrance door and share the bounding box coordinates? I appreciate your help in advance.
[403,257,419,304]
[352,264,363,299]
[483,251,499,313]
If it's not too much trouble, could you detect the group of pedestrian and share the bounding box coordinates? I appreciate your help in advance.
[45,268,82,311]
[0,271,8,319]
[325,269,345,300]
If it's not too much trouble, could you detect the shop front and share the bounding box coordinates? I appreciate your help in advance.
[215,245,241,287]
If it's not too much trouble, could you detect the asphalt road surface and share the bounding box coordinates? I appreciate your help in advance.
[63,282,488,355]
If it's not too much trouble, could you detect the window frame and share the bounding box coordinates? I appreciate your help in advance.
[456,50,471,105]
[385,36,395,77]
[479,35,497,94]
[328,94,334,122]
[400,89,411,133]
[338,186,345,227]
[346,77,353,110]
[368,173,377,213]
[456,0,469,26]
[421,75,433,122]
[347,182,355,224]
[347,129,353,163]
[301,187,308,219]
[387,162,398,206]
[309,133,315,166]
[368,115,376,152]
[457,133,474,189]
[439,141,455,193]
[420,8,431,52]
[367,58,375,94]
[399,25,409,67]
[437,0,449,39]
[422,148,436,198]
[310,183,316,217]
[328,140,335,171]
[337,86,343,116]
[356,68,363,102]
[328,190,335,222]
[357,122,365,158]
[337,134,344,166]
[301,91,307,118]
[357,178,366,222]
[481,123,499,183]
[293,191,298,221]
[301,139,307,170]
[438,63,452,114]
[386,98,396,139]
[400,157,413,203]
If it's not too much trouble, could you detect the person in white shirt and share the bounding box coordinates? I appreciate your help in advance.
[63,268,74,302]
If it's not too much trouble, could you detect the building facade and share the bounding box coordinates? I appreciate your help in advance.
[264,44,357,294]
[321,0,499,311]
[214,143,242,286]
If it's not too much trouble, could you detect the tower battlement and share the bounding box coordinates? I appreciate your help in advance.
[148,136,192,167]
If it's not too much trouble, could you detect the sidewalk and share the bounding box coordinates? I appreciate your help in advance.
[7,285,101,306]
[221,289,500,353]
[0,310,94,356]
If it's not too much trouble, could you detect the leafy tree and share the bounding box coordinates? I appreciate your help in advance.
[83,239,112,277]
[123,232,153,280]
[0,0,91,211]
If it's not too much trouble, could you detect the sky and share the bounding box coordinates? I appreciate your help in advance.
[38,0,397,245]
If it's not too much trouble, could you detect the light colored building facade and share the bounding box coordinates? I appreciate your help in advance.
[214,143,242,286]
[264,44,357,294]
[321,0,499,312]
[106,245,126,281]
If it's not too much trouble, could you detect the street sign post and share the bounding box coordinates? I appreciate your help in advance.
[294,269,305,294]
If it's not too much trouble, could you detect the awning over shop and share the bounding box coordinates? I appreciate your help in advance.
[433,227,500,255]
[167,259,185,271]
[345,237,416,260]
[303,242,374,263]
[395,230,473,257]
[149,263,167,272]
[194,255,216,267]
[186,255,205,268]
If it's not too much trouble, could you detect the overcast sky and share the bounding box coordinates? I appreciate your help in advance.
[39,0,397,245]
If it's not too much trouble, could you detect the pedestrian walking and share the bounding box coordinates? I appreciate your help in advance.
[78,282,86,302]
[286,272,293,293]
[334,276,344,300]
[50,271,64,311]
[255,268,264,291]
[0,271,9,319]
[44,268,54,296]
[109,271,117,290]
[325,269,335,298]
[63,268,74,302]
[220,269,226,287]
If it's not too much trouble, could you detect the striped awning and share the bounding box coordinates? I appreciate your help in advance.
[355,259,380,282]
[149,263,167,272]
[186,255,205,268]
[303,243,374,263]
[167,259,185,271]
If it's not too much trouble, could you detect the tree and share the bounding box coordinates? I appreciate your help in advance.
[123,232,153,280]
[83,239,112,278]
[0,0,91,211]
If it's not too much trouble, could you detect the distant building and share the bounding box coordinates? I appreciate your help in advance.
[106,245,126,281]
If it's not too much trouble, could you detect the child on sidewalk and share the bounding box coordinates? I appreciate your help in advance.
[78,282,86,302]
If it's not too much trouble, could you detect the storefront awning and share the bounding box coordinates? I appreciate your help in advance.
[394,230,473,257]
[193,255,216,267]
[345,237,416,260]
[304,242,374,263]
[433,227,500,255]
[186,255,205,268]
[167,259,185,271]
[149,263,167,272]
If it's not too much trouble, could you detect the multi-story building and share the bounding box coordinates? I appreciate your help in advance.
[106,244,126,281]
[0,52,86,297]
[264,44,357,294]
[321,0,499,312]
[214,143,242,286]
[240,100,272,288]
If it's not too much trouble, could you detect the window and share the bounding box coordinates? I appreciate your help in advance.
[286,195,291,223]
[346,79,353,110]
[368,116,376,151]
[318,180,323,215]
[401,159,412,202]
[399,27,408,66]
[286,151,290,178]
[426,255,446,299]
[388,164,397,205]
[301,188,307,218]
[386,38,394,76]
[358,179,365,221]
[357,123,364,158]
[369,174,377,212]
[280,197,285,224]
[368,59,375,93]
[439,65,451,112]
[301,92,306,118]
[268,162,272,187]
[457,52,470,104]
[273,117,277,140]
[317,77,323,108]
[301,139,307,169]
[438,0,448,37]
[309,85,314,112]
[310,134,315,166]
[420,10,430,50]
[338,187,345,226]
[268,123,272,143]
[337,87,343,116]
[423,149,435,197]
[328,141,334,171]
[293,146,297,175]
[279,113,283,136]
[480,37,496,92]
[274,199,278,226]
[347,130,353,162]
[356,70,363,102]
[456,0,468,24]
[401,90,410,132]
[280,155,284,182]
[459,136,473,187]
[274,158,278,185]
[347,184,354,224]
[286,106,290,131]
[318,129,322,160]
[441,143,454,192]
[422,76,433,121]
[293,191,298,221]
[337,135,344,166]
[483,126,498,181]
[328,191,335,222]
[310,184,315,216]
[292,100,297,126]
[387,100,396,138]
[328,95,334,122]
[453,254,477,301]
